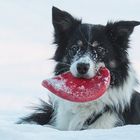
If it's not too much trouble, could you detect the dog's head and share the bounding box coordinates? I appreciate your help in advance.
[52,7,140,87]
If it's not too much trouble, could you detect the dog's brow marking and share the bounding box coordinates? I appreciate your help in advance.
[92,41,98,47]
[77,40,83,46]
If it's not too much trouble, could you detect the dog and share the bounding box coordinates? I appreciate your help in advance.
[21,7,140,130]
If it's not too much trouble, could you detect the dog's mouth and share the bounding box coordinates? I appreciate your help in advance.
[42,66,111,103]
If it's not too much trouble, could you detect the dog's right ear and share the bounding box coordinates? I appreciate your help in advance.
[106,21,140,47]
[52,7,81,34]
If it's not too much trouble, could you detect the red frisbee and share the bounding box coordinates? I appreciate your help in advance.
[42,67,110,103]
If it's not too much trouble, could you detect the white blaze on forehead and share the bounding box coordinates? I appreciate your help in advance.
[92,41,99,47]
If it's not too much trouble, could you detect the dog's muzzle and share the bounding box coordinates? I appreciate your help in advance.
[70,56,96,79]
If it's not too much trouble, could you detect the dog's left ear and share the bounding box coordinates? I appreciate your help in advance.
[52,7,81,34]
[106,21,140,45]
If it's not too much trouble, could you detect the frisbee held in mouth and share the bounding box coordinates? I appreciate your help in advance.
[42,67,110,102]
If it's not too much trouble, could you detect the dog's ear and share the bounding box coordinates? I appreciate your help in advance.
[52,6,81,34]
[52,7,81,61]
[106,21,140,46]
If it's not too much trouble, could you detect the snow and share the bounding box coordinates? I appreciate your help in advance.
[46,77,72,93]
[48,78,66,90]
[0,111,140,140]
[0,0,140,139]
[78,85,85,90]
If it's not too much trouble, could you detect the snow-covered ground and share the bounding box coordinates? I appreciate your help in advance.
[1,110,140,140]
[0,0,140,139]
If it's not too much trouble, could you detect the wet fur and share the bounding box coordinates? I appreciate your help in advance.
[20,7,140,130]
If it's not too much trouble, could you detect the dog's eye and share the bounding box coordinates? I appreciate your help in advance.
[97,47,106,55]
[69,45,80,56]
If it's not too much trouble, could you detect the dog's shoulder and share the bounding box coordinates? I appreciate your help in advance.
[123,91,140,124]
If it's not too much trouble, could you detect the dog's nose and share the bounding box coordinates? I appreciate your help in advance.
[77,63,90,75]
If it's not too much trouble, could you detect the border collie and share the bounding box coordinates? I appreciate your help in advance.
[21,7,140,130]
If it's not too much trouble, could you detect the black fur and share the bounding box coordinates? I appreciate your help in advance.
[21,6,140,128]
[18,100,54,125]
[123,92,140,124]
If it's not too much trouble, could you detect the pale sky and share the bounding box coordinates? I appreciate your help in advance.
[0,0,140,110]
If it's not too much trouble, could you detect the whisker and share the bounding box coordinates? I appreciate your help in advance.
[54,67,70,75]
[56,61,71,67]
[56,67,70,72]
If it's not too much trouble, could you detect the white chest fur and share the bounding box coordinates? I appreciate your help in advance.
[54,99,120,130]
